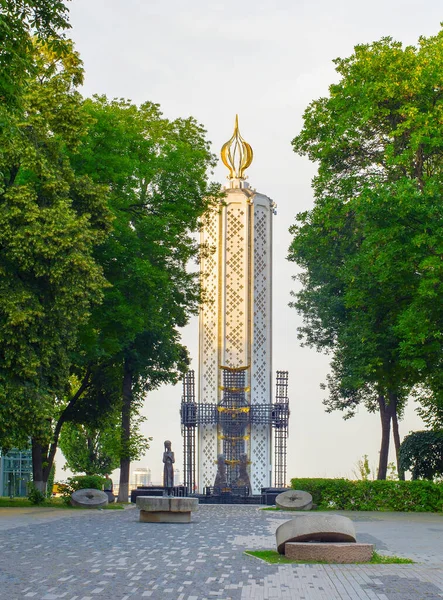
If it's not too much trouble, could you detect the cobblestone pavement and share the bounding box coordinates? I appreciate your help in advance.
[1,505,443,600]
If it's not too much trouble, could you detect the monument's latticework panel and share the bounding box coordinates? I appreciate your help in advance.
[181,117,289,496]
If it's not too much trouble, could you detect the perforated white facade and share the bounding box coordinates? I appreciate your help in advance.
[198,179,274,494]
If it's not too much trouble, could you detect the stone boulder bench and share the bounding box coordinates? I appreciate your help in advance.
[275,489,313,511]
[276,514,373,563]
[136,496,198,523]
[70,488,108,509]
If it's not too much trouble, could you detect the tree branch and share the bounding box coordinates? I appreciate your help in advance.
[44,365,93,479]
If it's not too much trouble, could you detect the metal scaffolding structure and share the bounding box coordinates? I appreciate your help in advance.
[273,371,289,487]
[181,368,290,493]
[181,371,196,494]
[218,366,249,485]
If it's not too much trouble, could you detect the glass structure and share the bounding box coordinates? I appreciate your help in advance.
[0,449,33,497]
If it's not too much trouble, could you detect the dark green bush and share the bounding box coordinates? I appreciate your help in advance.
[399,430,443,480]
[68,475,106,491]
[290,478,443,512]
[27,483,46,505]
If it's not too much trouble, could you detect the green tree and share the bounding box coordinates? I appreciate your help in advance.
[399,430,443,480]
[0,42,111,490]
[68,96,219,501]
[415,391,443,431]
[0,0,70,108]
[289,29,443,479]
[59,421,121,476]
[59,362,151,477]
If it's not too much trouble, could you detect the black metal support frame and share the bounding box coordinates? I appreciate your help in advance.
[273,371,289,487]
[181,369,290,493]
[218,367,249,485]
[181,371,196,494]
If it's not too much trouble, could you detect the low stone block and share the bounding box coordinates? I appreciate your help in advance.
[136,496,198,523]
[169,497,198,512]
[140,510,191,523]
[136,496,198,513]
[276,514,356,554]
[136,496,170,512]
[70,488,108,509]
[285,542,374,563]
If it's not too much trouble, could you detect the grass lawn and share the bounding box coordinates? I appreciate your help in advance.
[0,496,124,509]
[244,550,414,565]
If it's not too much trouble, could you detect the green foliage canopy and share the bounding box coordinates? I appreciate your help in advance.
[67,96,219,498]
[71,96,218,376]
[59,420,121,476]
[288,29,443,477]
[1,12,219,489]
[399,430,443,480]
[0,42,111,449]
[0,0,71,107]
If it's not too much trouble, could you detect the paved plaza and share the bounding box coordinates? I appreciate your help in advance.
[1,504,443,599]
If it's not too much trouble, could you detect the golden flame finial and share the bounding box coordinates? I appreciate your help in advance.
[221,115,253,179]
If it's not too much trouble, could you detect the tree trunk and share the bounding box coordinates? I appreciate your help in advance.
[377,395,391,480]
[391,405,405,480]
[31,439,47,494]
[118,358,133,503]
[31,367,93,495]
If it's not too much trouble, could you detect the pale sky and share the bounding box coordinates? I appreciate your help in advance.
[61,0,443,484]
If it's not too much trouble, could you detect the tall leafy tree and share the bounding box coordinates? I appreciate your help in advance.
[0,0,70,108]
[399,431,443,480]
[289,29,443,478]
[0,41,111,490]
[59,392,151,477]
[59,421,121,477]
[68,97,219,501]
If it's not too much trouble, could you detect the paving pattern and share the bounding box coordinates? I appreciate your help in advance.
[1,504,443,599]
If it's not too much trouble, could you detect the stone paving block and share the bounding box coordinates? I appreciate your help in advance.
[1,506,443,599]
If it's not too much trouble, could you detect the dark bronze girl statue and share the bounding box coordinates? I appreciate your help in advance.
[163,440,175,495]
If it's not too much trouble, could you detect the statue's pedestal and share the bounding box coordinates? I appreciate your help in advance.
[136,496,198,523]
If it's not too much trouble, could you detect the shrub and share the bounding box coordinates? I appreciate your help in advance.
[68,475,106,491]
[290,478,443,512]
[27,483,46,505]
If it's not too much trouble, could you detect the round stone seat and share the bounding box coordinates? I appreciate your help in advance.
[275,490,313,511]
[276,514,357,554]
[70,488,109,509]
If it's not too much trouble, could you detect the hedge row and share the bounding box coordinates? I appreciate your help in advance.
[67,475,106,491]
[290,478,443,512]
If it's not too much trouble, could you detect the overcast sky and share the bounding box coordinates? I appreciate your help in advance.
[63,0,443,484]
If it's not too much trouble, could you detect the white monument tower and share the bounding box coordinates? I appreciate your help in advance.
[181,117,289,497]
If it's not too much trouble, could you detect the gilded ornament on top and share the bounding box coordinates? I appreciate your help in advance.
[221,115,253,179]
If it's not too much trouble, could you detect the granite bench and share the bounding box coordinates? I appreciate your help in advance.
[136,496,198,523]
